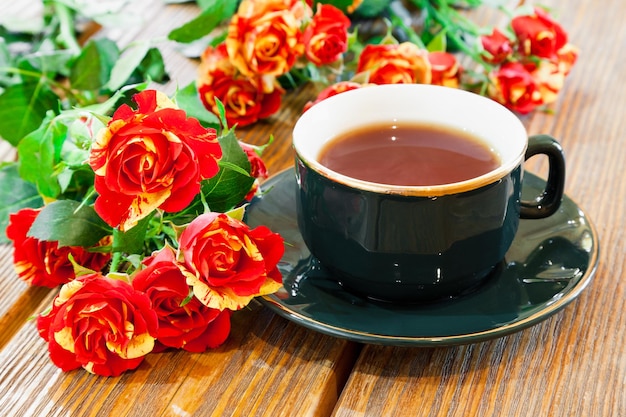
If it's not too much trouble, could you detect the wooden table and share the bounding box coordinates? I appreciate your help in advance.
[0,0,624,415]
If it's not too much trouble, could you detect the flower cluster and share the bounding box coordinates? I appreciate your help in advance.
[197,0,354,126]
[481,7,578,113]
[196,0,577,125]
[302,43,460,111]
[6,89,284,376]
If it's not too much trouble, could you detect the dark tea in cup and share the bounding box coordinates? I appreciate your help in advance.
[292,84,565,303]
[318,122,501,186]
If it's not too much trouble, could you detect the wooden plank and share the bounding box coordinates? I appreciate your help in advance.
[332,0,626,415]
[0,300,360,417]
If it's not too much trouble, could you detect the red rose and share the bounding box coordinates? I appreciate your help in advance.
[132,247,231,353]
[303,4,351,66]
[36,273,158,376]
[6,208,111,288]
[488,62,543,114]
[179,212,284,311]
[428,51,461,88]
[226,0,310,81]
[89,90,222,231]
[302,81,373,112]
[511,7,568,59]
[357,42,432,85]
[480,28,513,64]
[198,44,283,126]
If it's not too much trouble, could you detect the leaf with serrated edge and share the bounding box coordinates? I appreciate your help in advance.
[201,130,253,212]
[28,200,111,247]
[112,212,154,254]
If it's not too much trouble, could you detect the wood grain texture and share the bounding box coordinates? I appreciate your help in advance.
[0,0,624,416]
[0,300,360,417]
[333,0,626,415]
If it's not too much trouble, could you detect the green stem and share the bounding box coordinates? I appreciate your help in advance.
[50,1,81,54]
[109,251,122,273]
[0,66,82,103]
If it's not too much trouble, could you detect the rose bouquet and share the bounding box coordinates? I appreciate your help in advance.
[1,85,283,376]
[184,0,578,126]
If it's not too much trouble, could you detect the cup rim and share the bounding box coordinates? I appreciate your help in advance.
[293,84,528,197]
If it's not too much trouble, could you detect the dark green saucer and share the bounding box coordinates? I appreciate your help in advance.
[246,169,599,346]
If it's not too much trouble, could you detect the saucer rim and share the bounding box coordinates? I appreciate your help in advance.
[255,169,600,347]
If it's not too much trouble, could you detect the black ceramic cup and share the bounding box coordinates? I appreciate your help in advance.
[293,84,565,303]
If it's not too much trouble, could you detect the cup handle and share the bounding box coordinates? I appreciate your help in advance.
[520,134,566,219]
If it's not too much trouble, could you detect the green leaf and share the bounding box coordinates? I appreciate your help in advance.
[197,0,227,9]
[0,38,16,86]
[70,38,119,91]
[104,40,152,92]
[352,0,391,17]
[0,163,44,243]
[168,0,238,43]
[19,49,74,79]
[69,253,99,277]
[174,81,220,128]
[218,160,251,177]
[214,97,229,132]
[28,200,111,247]
[55,163,95,198]
[0,81,59,145]
[166,130,253,223]
[201,130,254,212]
[426,29,448,52]
[112,212,154,254]
[225,204,247,221]
[17,112,66,198]
[136,47,168,84]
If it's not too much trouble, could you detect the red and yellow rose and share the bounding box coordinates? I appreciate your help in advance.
[198,44,283,127]
[357,42,432,85]
[488,62,544,114]
[303,4,351,66]
[89,90,222,231]
[37,273,158,376]
[6,208,111,288]
[226,0,310,90]
[428,51,461,88]
[512,7,568,60]
[480,28,513,64]
[132,247,231,353]
[179,212,284,311]
[482,7,578,113]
